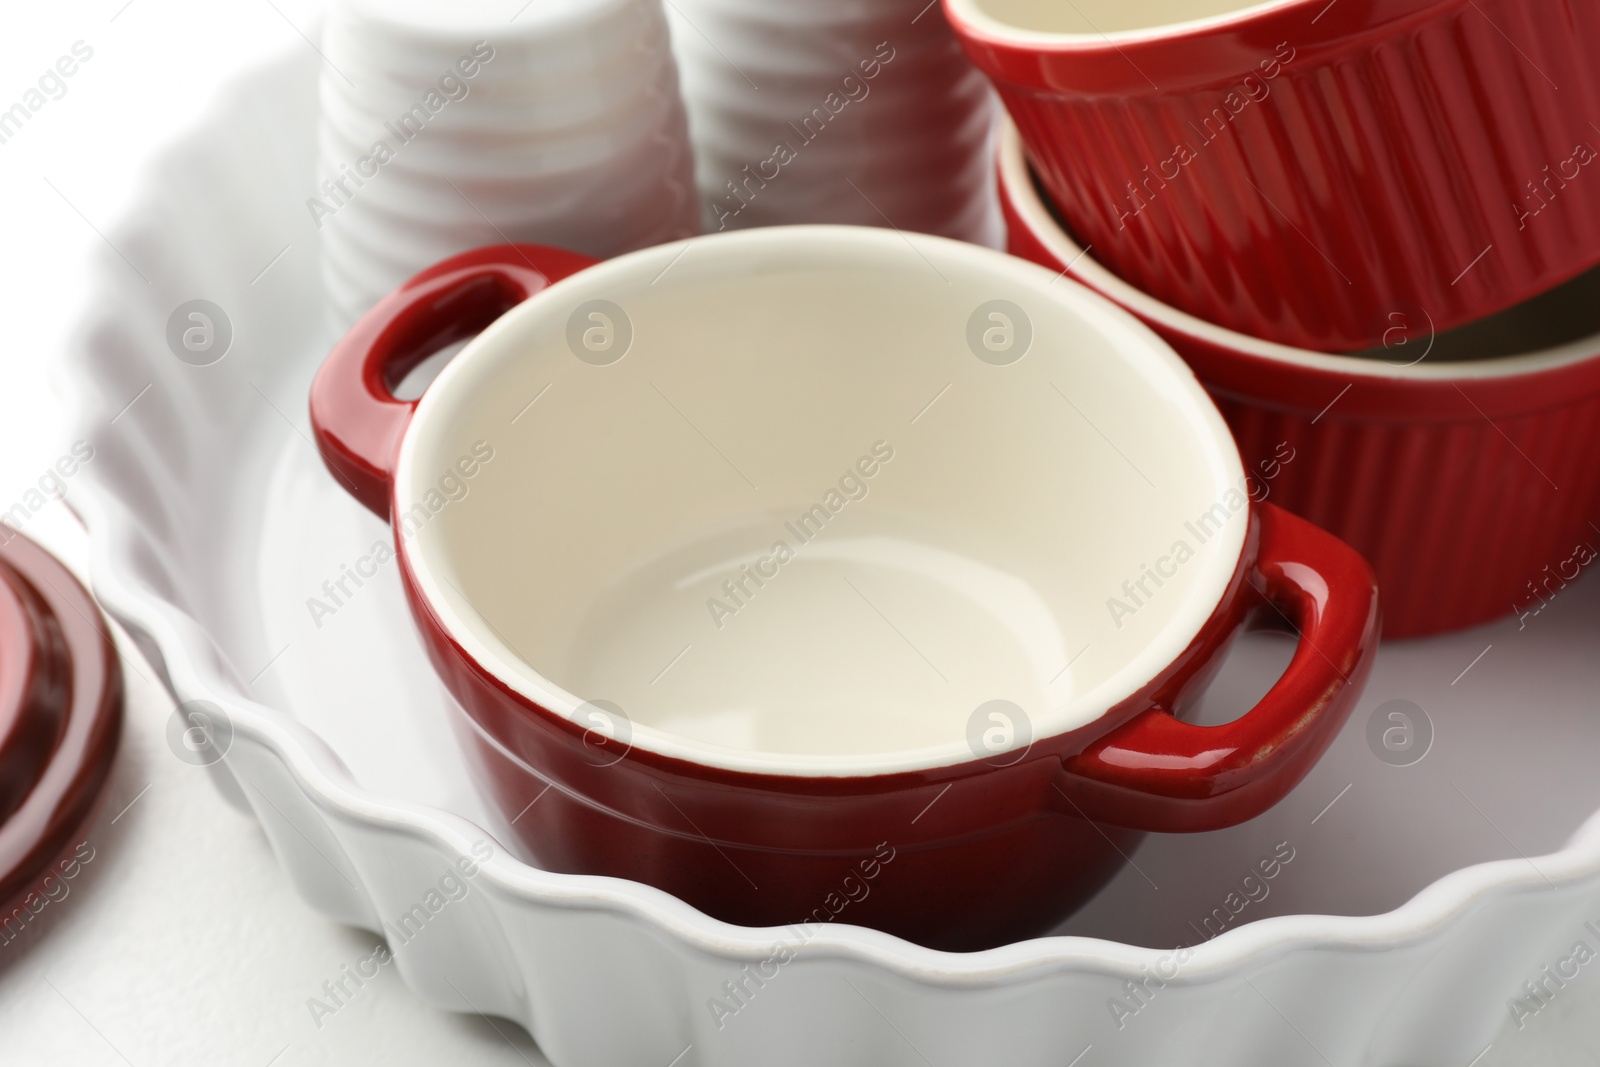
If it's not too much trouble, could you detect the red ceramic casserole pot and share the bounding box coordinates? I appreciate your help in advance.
[999,119,1600,639]
[311,226,1378,950]
[945,0,1600,352]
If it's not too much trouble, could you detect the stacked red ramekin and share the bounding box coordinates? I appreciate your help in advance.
[950,0,1600,636]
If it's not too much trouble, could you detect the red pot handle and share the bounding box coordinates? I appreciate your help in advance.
[1056,503,1381,833]
[310,243,599,519]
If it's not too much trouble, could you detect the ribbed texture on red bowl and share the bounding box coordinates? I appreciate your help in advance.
[992,0,1600,351]
[1208,387,1600,637]
[999,156,1600,640]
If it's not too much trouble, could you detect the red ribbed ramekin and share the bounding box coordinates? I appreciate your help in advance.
[950,0,1600,353]
[999,121,1600,638]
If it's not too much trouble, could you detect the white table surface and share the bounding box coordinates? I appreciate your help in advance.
[0,3,1596,1065]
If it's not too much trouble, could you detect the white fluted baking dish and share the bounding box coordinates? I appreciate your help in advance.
[56,42,1600,1067]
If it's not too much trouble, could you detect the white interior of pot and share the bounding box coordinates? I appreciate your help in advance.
[960,0,1286,37]
[396,226,1248,774]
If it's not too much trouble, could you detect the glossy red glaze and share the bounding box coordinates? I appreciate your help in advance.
[310,242,599,519]
[311,242,1380,950]
[1001,146,1600,638]
[0,530,123,918]
[1058,505,1378,832]
[946,0,1600,352]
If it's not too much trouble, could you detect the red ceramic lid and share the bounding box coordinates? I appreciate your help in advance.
[0,530,121,912]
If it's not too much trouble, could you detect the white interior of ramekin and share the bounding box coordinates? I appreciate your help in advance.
[998,121,1600,380]
[394,225,1248,776]
[945,0,1307,44]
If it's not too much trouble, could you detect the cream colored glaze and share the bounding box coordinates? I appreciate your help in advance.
[564,534,1065,757]
[968,0,1271,36]
[396,227,1246,773]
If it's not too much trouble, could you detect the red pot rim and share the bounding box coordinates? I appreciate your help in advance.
[380,229,1253,779]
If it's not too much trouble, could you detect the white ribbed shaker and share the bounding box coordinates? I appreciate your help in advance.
[666,0,1000,245]
[315,0,699,334]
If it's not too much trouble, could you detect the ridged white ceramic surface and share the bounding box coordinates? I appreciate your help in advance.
[57,45,1600,1067]
[665,0,1001,246]
[316,0,699,335]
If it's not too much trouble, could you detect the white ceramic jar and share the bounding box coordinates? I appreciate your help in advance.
[665,0,1001,245]
[315,0,700,334]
